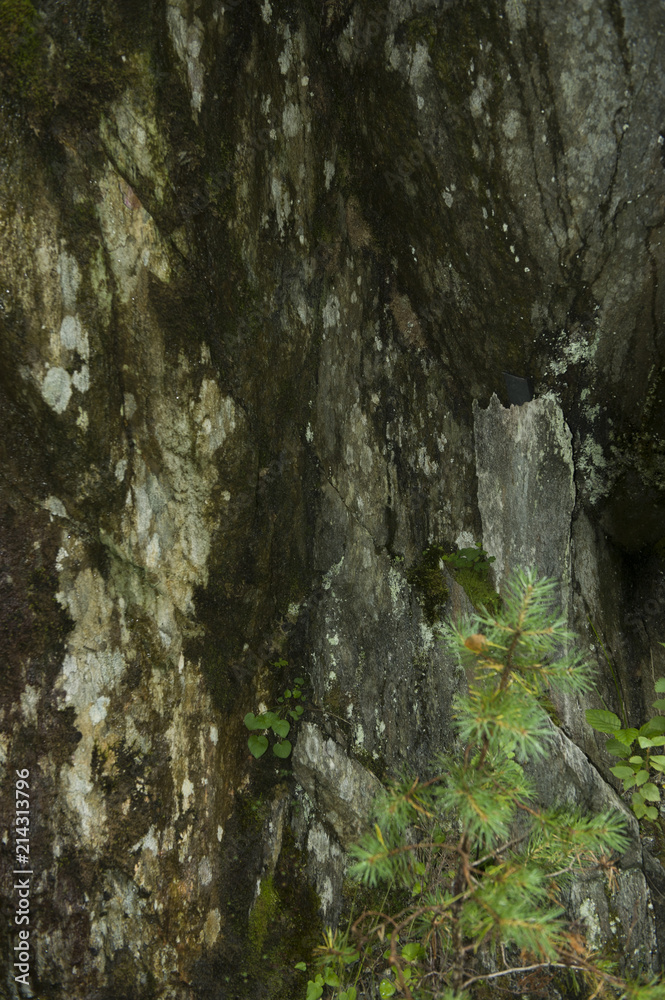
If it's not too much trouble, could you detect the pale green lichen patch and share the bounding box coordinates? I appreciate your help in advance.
[97,164,171,304]
[99,52,170,205]
[166,0,206,117]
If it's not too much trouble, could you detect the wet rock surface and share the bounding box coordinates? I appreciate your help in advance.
[0,0,664,996]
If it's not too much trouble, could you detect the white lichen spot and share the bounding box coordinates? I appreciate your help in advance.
[388,565,408,613]
[72,365,90,393]
[417,446,438,476]
[45,496,68,519]
[209,725,218,746]
[20,686,39,724]
[355,723,364,746]
[141,827,159,854]
[324,159,335,190]
[322,555,344,591]
[327,633,339,646]
[505,0,527,30]
[89,696,110,725]
[443,189,454,207]
[502,108,521,139]
[181,777,194,812]
[417,95,425,110]
[41,367,72,414]
[469,75,492,119]
[217,824,224,842]
[198,857,212,886]
[261,0,272,22]
[282,102,302,139]
[166,2,205,114]
[420,622,435,650]
[60,314,90,360]
[456,530,476,550]
[270,175,292,236]
[115,459,128,482]
[58,252,81,312]
[146,533,161,570]
[323,294,340,329]
[278,27,293,75]
[579,898,602,950]
[305,423,314,443]
[408,43,430,89]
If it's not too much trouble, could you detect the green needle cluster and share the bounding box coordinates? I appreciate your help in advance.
[299,568,662,1000]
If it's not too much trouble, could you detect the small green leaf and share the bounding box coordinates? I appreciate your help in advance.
[401,943,426,962]
[293,689,302,699]
[646,805,660,820]
[289,710,299,720]
[379,980,396,998]
[639,737,657,749]
[640,716,665,736]
[324,970,340,988]
[295,705,304,715]
[244,712,265,731]
[615,728,639,746]
[271,718,290,738]
[306,980,324,1000]
[262,711,279,727]
[651,761,665,773]
[610,765,636,780]
[652,700,665,711]
[340,989,357,1000]
[651,755,665,766]
[605,738,631,757]
[248,734,269,758]
[274,658,288,667]
[294,962,307,972]
[642,783,661,802]
[411,881,422,895]
[284,689,292,699]
[655,678,665,693]
[629,756,645,764]
[277,697,284,704]
[635,770,650,786]
[294,677,305,685]
[586,710,621,734]
[273,739,292,758]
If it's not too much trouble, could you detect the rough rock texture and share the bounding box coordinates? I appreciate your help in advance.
[0,0,665,997]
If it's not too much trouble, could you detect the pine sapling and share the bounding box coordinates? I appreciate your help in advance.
[304,568,661,1000]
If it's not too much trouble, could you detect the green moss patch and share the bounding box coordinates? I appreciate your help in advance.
[406,545,450,625]
[453,565,501,617]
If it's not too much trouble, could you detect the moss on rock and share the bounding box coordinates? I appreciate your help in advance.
[407,545,450,624]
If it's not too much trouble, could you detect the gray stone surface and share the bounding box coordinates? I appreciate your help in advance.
[1,0,665,994]
[474,394,576,604]
[292,722,383,848]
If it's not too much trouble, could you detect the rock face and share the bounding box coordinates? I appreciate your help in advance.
[1,0,665,997]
